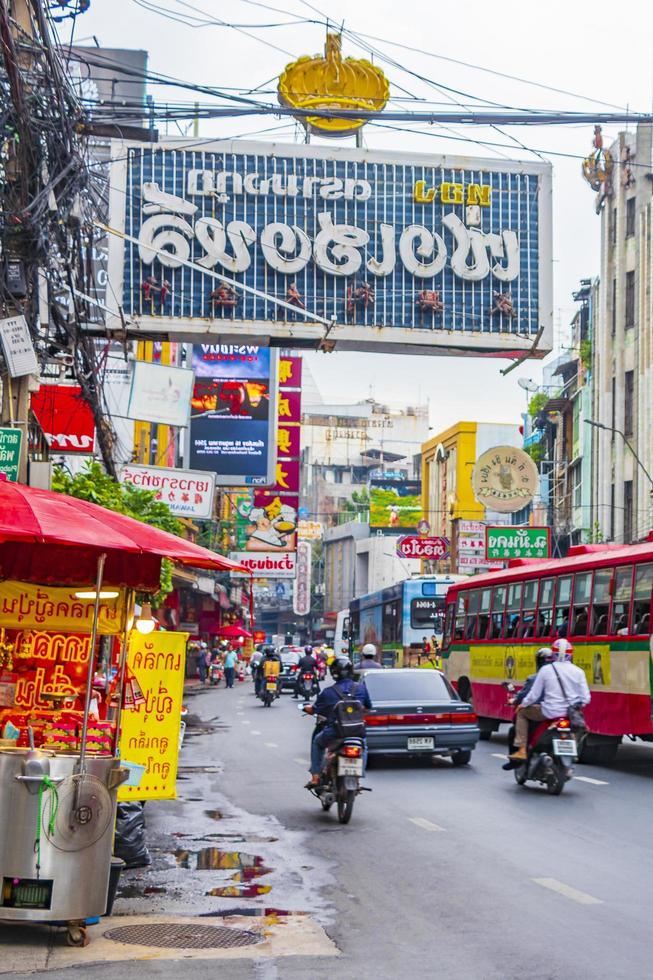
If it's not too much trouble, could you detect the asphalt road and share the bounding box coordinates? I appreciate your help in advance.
[24,679,653,979]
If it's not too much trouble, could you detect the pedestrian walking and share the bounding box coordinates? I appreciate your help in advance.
[198,643,209,685]
[224,646,237,688]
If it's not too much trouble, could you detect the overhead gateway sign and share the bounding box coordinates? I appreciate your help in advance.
[108,139,552,357]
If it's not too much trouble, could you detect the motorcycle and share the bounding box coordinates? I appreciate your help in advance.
[297,670,319,701]
[259,675,280,707]
[302,708,370,824]
[209,662,224,687]
[504,682,578,795]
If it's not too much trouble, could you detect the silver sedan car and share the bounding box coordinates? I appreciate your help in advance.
[360,668,479,766]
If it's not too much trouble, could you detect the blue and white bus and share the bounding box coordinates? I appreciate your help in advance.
[349,576,466,667]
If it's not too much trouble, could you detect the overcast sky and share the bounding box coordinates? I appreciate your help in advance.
[66,0,653,432]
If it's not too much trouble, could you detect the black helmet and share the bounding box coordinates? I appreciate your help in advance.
[304,644,313,655]
[536,646,555,669]
[330,658,354,681]
[262,644,276,656]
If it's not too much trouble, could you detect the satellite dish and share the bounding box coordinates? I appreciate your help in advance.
[517,378,539,393]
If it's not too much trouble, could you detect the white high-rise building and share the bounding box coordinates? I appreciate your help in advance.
[591,123,653,544]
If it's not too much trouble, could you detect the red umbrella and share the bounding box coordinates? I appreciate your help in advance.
[0,480,248,589]
[217,624,253,640]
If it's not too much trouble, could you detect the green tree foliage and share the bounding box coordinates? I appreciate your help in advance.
[580,339,592,372]
[528,392,549,417]
[52,461,183,599]
[340,486,370,524]
[525,441,545,465]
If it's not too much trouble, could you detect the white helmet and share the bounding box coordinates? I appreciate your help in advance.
[362,643,376,658]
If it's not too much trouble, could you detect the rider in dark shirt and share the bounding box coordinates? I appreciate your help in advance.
[303,659,371,786]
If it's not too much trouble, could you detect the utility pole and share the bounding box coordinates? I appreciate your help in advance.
[0,0,39,484]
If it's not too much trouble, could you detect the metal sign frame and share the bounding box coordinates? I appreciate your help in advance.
[106,138,553,358]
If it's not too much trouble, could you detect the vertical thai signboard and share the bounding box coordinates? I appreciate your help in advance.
[0,428,23,481]
[293,540,312,616]
[118,631,188,802]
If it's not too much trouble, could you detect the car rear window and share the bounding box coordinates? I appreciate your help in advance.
[364,671,455,702]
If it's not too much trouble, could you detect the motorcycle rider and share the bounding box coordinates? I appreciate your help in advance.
[255,644,281,697]
[512,647,550,707]
[303,659,371,787]
[509,641,590,762]
[293,645,319,699]
[357,643,382,670]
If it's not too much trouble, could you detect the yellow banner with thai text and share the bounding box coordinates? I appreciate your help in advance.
[118,631,188,802]
[470,643,611,687]
[0,581,127,634]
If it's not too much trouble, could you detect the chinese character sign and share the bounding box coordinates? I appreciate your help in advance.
[115,142,552,357]
[118,631,188,801]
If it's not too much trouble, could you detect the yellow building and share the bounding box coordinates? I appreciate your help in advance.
[421,421,522,541]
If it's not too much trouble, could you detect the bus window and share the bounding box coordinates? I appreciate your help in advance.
[383,601,401,644]
[591,568,612,635]
[506,582,523,637]
[489,586,507,639]
[555,575,573,636]
[520,579,539,638]
[465,591,480,639]
[454,595,466,640]
[610,566,633,635]
[443,603,455,649]
[537,578,555,637]
[477,588,492,639]
[571,572,592,636]
[632,564,653,634]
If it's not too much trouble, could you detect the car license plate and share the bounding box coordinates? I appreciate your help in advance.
[553,738,577,756]
[407,737,435,750]
[266,681,277,691]
[338,758,363,776]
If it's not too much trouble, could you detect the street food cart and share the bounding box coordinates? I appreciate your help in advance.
[0,481,247,945]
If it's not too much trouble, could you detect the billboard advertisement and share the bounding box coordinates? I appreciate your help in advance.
[127,361,195,427]
[370,479,422,532]
[109,139,552,357]
[189,344,278,486]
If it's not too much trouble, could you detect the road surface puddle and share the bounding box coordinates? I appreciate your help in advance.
[174,847,270,873]
[206,883,273,898]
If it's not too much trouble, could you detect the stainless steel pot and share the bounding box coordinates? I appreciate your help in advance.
[0,751,126,922]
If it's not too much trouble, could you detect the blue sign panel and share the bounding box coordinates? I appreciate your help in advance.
[117,140,552,355]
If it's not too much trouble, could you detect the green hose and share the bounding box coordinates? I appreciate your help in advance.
[34,776,59,877]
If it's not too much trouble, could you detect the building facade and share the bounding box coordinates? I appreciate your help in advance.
[421,421,523,543]
[590,123,653,544]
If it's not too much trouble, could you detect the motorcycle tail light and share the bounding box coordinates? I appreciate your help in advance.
[342,745,362,758]
[557,719,571,729]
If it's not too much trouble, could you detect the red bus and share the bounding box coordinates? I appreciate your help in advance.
[442,539,653,764]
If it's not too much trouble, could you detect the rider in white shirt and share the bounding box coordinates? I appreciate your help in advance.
[510,640,590,761]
